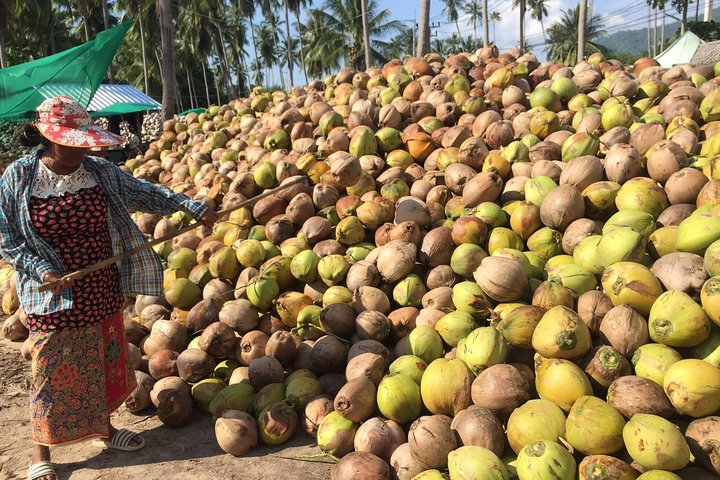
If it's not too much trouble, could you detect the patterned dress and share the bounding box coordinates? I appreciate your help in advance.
[25,161,135,446]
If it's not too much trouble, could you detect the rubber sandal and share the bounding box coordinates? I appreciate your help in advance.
[93,429,145,452]
[28,461,56,480]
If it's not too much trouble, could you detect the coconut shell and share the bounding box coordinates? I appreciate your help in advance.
[390,443,432,480]
[473,256,529,302]
[419,227,454,267]
[665,168,708,205]
[599,305,650,357]
[345,352,387,386]
[462,171,503,207]
[685,416,720,475]
[450,405,505,457]
[577,290,614,335]
[539,184,585,231]
[376,241,417,283]
[408,415,456,469]
[471,364,531,418]
[248,356,285,391]
[353,417,406,463]
[607,375,674,419]
[125,371,156,413]
[177,348,216,383]
[560,155,604,192]
[311,335,349,373]
[651,252,707,299]
[199,322,237,358]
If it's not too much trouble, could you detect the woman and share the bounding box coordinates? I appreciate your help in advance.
[0,96,216,480]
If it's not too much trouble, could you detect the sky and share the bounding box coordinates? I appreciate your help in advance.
[275,0,716,88]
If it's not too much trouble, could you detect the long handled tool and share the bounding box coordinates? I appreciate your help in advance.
[38,175,308,293]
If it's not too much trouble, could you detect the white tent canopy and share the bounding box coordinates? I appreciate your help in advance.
[654,31,704,67]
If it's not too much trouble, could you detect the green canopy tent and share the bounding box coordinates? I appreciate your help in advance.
[90,102,159,117]
[179,108,207,116]
[0,21,132,121]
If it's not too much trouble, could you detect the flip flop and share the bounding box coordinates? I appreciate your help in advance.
[28,461,56,480]
[93,429,145,452]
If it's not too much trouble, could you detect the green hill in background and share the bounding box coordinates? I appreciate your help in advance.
[597,7,720,56]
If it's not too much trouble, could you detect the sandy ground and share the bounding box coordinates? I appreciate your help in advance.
[0,340,333,480]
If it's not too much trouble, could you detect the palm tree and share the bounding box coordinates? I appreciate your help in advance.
[235,0,262,87]
[304,0,407,73]
[116,0,154,94]
[528,0,548,44]
[442,0,464,37]
[288,0,312,85]
[463,0,482,40]
[418,0,431,56]
[490,10,500,44]
[259,0,285,89]
[546,5,606,65]
[283,0,294,86]
[158,0,176,119]
[512,0,526,52]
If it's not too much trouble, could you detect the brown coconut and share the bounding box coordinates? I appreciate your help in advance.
[353,417,406,463]
[665,168,709,205]
[248,356,285,391]
[199,322,237,358]
[125,371,156,413]
[651,252,707,298]
[471,364,531,418]
[607,375,674,419]
[559,155,604,192]
[302,395,334,437]
[186,298,221,333]
[311,335,349,373]
[331,451,390,480]
[334,377,377,423]
[236,330,269,366]
[604,143,642,184]
[473,256,529,302]
[450,405,505,457]
[408,415,457,469]
[599,305,650,357]
[539,184,585,231]
[390,443,432,480]
[176,348,216,383]
[345,352,387,386]
[685,416,720,475]
[577,290,614,335]
[148,349,180,380]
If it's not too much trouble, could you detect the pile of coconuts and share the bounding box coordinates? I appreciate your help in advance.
[8,46,720,480]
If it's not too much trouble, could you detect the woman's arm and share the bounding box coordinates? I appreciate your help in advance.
[113,164,210,220]
[0,167,59,281]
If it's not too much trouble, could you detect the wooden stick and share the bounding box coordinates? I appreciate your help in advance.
[38,175,308,293]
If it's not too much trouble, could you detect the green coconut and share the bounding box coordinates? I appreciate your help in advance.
[420,358,474,416]
[565,396,626,455]
[457,326,508,374]
[447,446,510,480]
[516,440,576,480]
[376,373,422,424]
[622,414,690,471]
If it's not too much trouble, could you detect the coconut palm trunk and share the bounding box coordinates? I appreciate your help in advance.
[248,15,261,85]
[186,69,195,109]
[681,0,688,35]
[294,3,308,85]
[158,0,176,119]
[101,0,115,82]
[577,0,586,62]
[417,0,431,56]
[0,31,8,68]
[284,0,294,86]
[361,0,371,69]
[482,0,489,46]
[202,59,211,107]
[138,14,150,94]
[519,0,525,52]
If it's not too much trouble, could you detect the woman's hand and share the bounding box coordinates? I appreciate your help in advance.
[199,203,218,229]
[43,273,74,295]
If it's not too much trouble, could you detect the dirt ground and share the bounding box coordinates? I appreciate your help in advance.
[0,340,333,480]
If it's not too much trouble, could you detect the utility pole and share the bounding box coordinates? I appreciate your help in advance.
[482,0,489,47]
[654,5,658,57]
[413,16,417,57]
[662,7,666,51]
[417,0,431,57]
[361,0,372,69]
[159,0,177,120]
[578,0,587,63]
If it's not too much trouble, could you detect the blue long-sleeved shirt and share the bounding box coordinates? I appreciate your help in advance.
[0,151,207,315]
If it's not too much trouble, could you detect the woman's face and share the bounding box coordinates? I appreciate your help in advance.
[50,143,89,164]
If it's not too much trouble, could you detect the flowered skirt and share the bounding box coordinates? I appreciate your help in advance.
[29,311,136,446]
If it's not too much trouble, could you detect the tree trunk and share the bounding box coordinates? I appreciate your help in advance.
[138,14,150,95]
[695,0,700,22]
[186,69,195,109]
[248,14,261,86]
[158,0,176,120]
[202,60,211,107]
[647,3,652,56]
[662,7,666,51]
[540,19,546,45]
[0,30,8,68]
[361,0,372,69]
[284,0,294,86]
[101,0,114,82]
[417,0,430,56]
[654,5,658,57]
[83,19,90,42]
[482,0,489,47]
[578,0,587,63]
[294,3,309,85]
[214,62,221,104]
[519,0,525,52]
[190,69,199,108]
[215,25,232,96]
[682,0,688,35]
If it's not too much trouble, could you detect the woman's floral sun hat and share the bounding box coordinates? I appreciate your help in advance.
[35,96,124,148]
